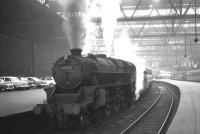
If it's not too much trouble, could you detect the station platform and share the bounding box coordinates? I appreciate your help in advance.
[0,89,46,117]
[160,80,200,134]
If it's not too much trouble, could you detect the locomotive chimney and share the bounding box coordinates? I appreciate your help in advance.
[70,48,82,57]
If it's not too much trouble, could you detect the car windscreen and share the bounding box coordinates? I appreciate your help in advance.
[9,77,21,81]
[0,79,4,83]
[20,78,28,81]
[4,78,11,81]
[28,78,34,81]
[32,77,41,81]
[45,77,52,80]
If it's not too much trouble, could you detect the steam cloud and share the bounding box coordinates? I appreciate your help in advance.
[63,0,87,50]
[101,0,121,57]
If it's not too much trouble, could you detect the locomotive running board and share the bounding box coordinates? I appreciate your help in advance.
[92,71,128,74]
[92,75,129,89]
[55,94,79,104]
[96,82,129,89]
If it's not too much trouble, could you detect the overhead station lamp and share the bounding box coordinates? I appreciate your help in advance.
[184,54,187,58]
[194,0,198,43]
[194,37,198,43]
[184,27,187,58]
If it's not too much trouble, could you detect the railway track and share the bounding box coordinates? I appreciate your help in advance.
[39,84,168,134]
[120,84,174,134]
[38,85,161,134]
[1,82,179,134]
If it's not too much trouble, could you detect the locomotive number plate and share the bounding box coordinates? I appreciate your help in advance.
[61,66,73,71]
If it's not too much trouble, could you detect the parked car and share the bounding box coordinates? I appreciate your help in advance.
[0,79,15,92]
[18,77,36,89]
[40,77,55,87]
[0,76,29,90]
[26,77,47,88]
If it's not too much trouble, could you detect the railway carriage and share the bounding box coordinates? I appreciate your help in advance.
[144,68,153,89]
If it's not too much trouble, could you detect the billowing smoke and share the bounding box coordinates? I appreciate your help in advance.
[62,0,87,51]
[134,64,145,100]
[101,0,121,57]
[114,32,146,100]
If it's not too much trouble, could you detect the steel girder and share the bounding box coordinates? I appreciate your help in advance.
[92,14,200,23]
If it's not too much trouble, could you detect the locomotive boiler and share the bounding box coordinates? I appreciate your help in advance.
[34,48,136,127]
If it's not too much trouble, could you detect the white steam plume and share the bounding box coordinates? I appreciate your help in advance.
[62,0,87,52]
[101,0,121,57]
[114,32,146,100]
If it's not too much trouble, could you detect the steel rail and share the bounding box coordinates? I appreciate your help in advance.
[157,86,174,134]
[120,88,162,134]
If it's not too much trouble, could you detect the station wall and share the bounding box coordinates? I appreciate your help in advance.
[0,35,66,77]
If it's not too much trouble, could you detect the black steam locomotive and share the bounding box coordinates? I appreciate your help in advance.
[34,48,143,127]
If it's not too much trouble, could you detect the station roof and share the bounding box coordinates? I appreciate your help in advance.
[90,0,200,70]
[1,0,200,71]
[0,0,69,50]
